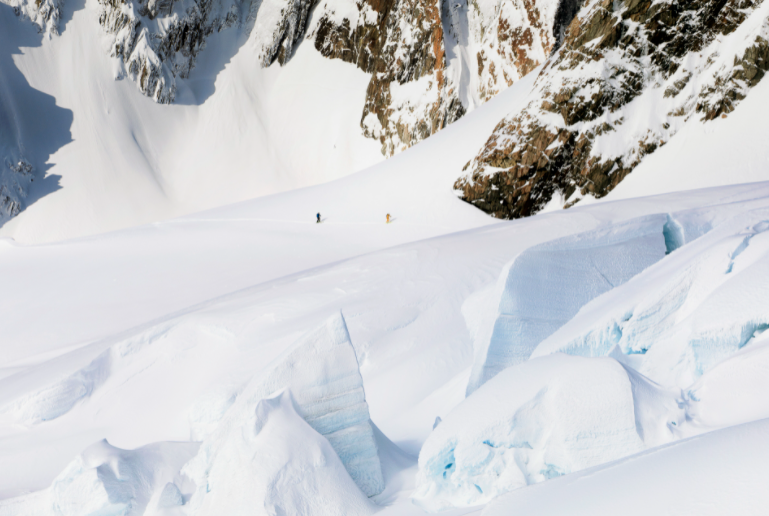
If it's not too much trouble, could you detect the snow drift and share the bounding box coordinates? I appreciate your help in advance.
[481,417,769,516]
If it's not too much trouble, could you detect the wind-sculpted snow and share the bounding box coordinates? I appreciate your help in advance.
[456,0,769,218]
[183,390,376,516]
[186,313,385,497]
[480,417,769,516]
[531,207,769,388]
[466,214,666,394]
[0,439,199,516]
[413,355,645,510]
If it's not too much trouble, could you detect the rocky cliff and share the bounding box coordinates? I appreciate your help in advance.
[455,0,769,218]
[4,0,568,156]
[0,159,32,220]
[309,0,561,154]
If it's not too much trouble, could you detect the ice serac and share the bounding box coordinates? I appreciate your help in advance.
[413,354,644,511]
[183,390,375,516]
[456,0,769,218]
[247,312,384,496]
[466,214,667,394]
[188,312,385,497]
[530,208,769,389]
[3,439,200,516]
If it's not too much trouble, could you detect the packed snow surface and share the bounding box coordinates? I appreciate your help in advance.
[481,417,769,516]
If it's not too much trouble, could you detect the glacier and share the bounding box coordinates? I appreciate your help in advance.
[466,214,668,394]
[414,354,645,510]
[186,312,384,498]
[183,389,376,516]
[530,205,769,388]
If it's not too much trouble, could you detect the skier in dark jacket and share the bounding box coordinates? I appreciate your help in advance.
[316,213,321,223]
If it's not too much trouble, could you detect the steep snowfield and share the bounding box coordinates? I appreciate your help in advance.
[604,71,769,202]
[0,0,382,242]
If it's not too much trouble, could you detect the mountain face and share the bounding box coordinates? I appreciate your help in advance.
[4,0,564,157]
[455,0,769,218]
[310,0,562,154]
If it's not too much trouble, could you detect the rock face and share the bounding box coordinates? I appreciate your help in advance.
[97,0,247,103]
[0,159,33,220]
[455,0,769,218]
[309,0,465,155]
[4,0,567,156]
[3,0,62,36]
[310,0,561,155]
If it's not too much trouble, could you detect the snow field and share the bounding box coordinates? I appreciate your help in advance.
[480,417,769,516]
[2,180,769,510]
[0,184,697,496]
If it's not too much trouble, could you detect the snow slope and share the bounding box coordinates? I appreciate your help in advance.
[601,70,769,203]
[2,15,769,510]
[0,0,382,242]
[2,179,769,506]
[481,417,769,516]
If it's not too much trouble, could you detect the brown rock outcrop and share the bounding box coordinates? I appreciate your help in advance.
[456,0,769,218]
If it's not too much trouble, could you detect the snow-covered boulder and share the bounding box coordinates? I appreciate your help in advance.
[413,354,644,511]
[183,389,376,516]
[187,312,385,497]
[467,215,666,394]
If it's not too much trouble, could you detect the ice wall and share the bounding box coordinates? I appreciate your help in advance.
[530,210,769,388]
[413,354,644,511]
[183,390,375,516]
[188,312,384,497]
[466,215,667,394]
